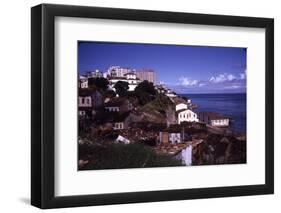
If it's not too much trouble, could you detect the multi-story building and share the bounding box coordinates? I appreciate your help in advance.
[136,69,156,84]
[78,88,103,117]
[108,72,141,92]
[86,69,103,78]
[107,66,135,77]
[78,76,88,88]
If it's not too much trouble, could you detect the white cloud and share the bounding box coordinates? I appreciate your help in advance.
[178,77,198,86]
[227,74,236,81]
[224,85,241,89]
[209,73,236,83]
[239,69,247,80]
[240,73,246,80]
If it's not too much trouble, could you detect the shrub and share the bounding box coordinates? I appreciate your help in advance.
[79,143,183,170]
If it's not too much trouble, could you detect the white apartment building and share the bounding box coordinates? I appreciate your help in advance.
[107,66,135,77]
[108,72,141,91]
[136,69,156,84]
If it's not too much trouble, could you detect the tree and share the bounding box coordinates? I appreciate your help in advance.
[78,143,183,170]
[134,80,157,105]
[104,90,116,99]
[114,81,129,97]
[88,77,109,91]
[135,80,156,95]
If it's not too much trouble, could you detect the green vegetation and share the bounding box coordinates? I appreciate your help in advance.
[114,81,129,97]
[79,142,183,170]
[88,77,109,91]
[141,93,173,115]
[134,80,157,105]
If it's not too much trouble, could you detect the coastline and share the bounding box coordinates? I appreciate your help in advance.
[180,93,246,134]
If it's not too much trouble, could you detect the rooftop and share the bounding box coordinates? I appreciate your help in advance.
[176,108,194,115]
[172,97,188,105]
[95,111,131,124]
[78,88,97,97]
[104,97,127,107]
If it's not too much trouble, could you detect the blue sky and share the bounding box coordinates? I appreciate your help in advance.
[78,42,246,94]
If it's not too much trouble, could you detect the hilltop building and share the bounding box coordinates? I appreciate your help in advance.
[155,84,177,97]
[86,69,103,78]
[78,76,88,88]
[136,69,156,84]
[107,66,135,77]
[108,72,141,91]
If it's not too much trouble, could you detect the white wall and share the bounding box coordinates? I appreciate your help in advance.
[0,0,280,212]
[176,103,188,111]
[211,119,229,126]
[178,110,199,123]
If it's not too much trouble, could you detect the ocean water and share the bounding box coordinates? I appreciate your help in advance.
[181,93,246,133]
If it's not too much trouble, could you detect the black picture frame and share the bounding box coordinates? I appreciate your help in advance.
[31,3,274,209]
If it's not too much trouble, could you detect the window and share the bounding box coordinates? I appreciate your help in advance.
[115,123,123,129]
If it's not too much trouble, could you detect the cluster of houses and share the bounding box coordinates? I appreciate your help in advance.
[155,84,177,97]
[107,72,141,92]
[78,66,230,147]
[79,66,156,92]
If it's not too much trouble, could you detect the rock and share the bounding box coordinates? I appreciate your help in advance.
[192,134,246,165]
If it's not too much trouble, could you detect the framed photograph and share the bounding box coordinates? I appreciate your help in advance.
[31,4,274,209]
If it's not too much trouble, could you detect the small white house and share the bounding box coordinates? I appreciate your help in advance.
[114,122,124,129]
[198,112,229,127]
[78,96,92,107]
[210,118,229,127]
[78,76,88,88]
[105,106,120,112]
[78,96,92,116]
[169,133,181,144]
[80,80,88,88]
[115,135,130,144]
[177,109,199,124]
[165,89,177,97]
